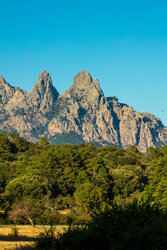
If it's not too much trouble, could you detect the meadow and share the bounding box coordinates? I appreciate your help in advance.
[0,225,67,249]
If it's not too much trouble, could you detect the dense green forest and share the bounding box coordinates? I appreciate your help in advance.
[0,132,166,228]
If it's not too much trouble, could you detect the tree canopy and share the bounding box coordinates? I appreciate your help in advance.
[0,133,166,225]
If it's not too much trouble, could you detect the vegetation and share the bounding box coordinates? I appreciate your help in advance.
[32,205,167,250]
[0,132,167,247]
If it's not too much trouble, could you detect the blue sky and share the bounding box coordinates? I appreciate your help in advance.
[0,0,167,124]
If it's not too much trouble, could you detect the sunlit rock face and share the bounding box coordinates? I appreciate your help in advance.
[0,70,166,151]
[27,71,59,112]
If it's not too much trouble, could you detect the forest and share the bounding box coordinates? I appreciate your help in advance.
[0,132,167,248]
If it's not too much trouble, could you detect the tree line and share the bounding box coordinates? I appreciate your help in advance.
[0,132,166,226]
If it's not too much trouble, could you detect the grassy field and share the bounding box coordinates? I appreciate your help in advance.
[0,225,68,250]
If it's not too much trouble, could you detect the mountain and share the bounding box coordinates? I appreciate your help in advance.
[0,70,166,151]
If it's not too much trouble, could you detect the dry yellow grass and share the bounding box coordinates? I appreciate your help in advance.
[0,225,68,250]
[0,241,34,250]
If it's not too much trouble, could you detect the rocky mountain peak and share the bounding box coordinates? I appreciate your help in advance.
[0,76,15,105]
[61,71,104,111]
[0,71,166,152]
[93,78,99,86]
[27,71,59,112]
[0,75,12,87]
[37,70,52,85]
[31,71,53,95]
[92,78,104,96]
[0,75,5,83]
[73,70,93,89]
[65,70,103,99]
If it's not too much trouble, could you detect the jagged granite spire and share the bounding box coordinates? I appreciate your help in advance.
[72,70,93,88]
[27,71,59,112]
[64,70,104,108]
[0,76,15,105]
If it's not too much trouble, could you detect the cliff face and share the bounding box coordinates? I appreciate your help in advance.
[0,70,166,151]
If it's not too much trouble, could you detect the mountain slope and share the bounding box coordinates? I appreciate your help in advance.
[0,70,166,151]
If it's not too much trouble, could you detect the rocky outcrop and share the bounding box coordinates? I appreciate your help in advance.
[0,70,166,151]
[0,76,15,105]
[27,71,59,112]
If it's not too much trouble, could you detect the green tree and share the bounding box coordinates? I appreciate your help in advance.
[74,182,108,221]
[38,137,50,148]
[8,132,30,152]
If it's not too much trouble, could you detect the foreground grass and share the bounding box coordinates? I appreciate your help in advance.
[0,225,68,250]
[0,241,34,250]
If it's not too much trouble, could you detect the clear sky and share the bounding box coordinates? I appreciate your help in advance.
[0,0,167,124]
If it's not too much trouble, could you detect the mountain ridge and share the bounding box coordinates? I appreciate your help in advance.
[0,70,166,152]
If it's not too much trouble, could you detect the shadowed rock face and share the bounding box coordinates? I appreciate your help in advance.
[0,70,166,151]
